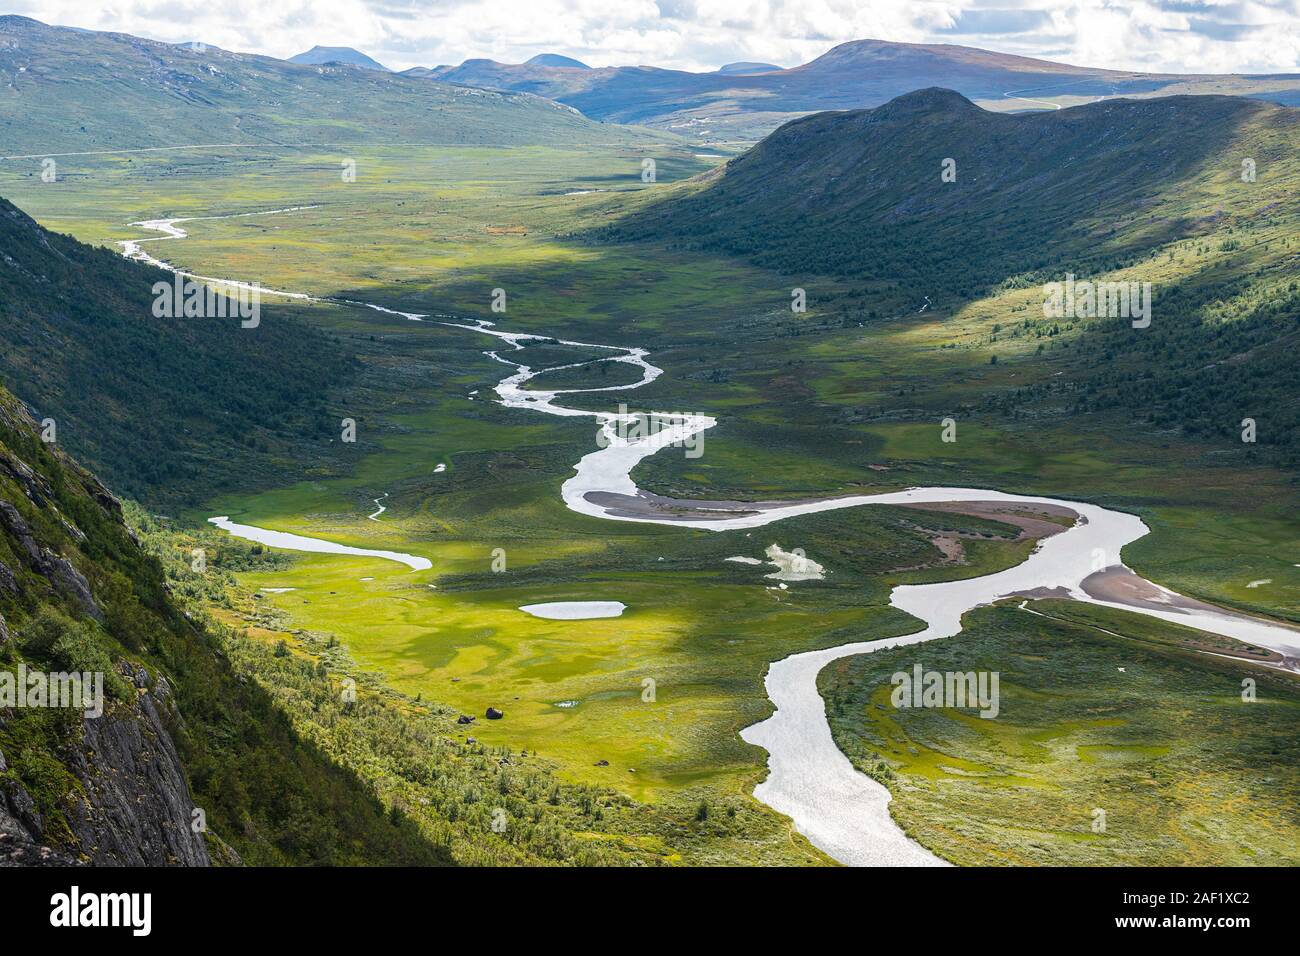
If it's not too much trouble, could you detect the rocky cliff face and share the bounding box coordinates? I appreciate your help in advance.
[61,666,210,866]
[1,666,210,866]
[0,393,211,866]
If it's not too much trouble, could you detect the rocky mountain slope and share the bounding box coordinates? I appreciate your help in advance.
[0,386,449,865]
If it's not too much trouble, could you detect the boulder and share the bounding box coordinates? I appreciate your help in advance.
[485,707,503,720]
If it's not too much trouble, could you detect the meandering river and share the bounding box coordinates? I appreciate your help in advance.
[132,209,1300,867]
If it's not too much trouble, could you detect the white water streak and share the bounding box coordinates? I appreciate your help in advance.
[454,320,1300,867]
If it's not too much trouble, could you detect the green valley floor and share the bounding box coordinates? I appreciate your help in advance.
[1,139,1296,864]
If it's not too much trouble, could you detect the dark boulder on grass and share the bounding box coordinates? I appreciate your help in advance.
[485,707,503,720]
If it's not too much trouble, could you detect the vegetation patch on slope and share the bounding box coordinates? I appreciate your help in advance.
[0,196,356,507]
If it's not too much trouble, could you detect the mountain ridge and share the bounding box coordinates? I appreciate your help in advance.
[0,16,660,153]
[605,88,1300,459]
[413,34,1300,140]
[606,89,1287,288]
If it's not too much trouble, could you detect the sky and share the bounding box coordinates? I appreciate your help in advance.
[5,0,1300,74]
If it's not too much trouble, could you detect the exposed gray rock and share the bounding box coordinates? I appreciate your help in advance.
[0,500,102,620]
[0,500,41,562]
[61,668,211,866]
[83,474,123,518]
[0,835,82,866]
[59,516,87,545]
[0,767,80,867]
[37,549,103,621]
[0,449,52,506]
[0,775,43,841]
[0,560,16,597]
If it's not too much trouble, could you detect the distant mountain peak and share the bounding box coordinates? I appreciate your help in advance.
[801,36,1101,75]
[716,61,783,75]
[875,87,979,114]
[289,45,389,71]
[525,53,590,69]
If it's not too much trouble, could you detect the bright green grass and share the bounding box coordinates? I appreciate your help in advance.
[821,601,1300,866]
[3,141,1297,863]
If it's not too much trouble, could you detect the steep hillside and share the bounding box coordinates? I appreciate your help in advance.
[0,195,355,507]
[0,387,449,865]
[414,37,1300,140]
[0,17,653,154]
[608,91,1300,462]
[609,90,1281,289]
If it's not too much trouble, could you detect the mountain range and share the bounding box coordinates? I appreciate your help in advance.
[6,17,1300,149]
[0,15,1298,872]
[0,16,658,154]
[408,36,1300,140]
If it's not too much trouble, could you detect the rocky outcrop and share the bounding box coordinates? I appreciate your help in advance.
[0,561,18,598]
[0,789,80,866]
[83,473,123,519]
[0,499,102,620]
[37,552,102,621]
[0,446,52,507]
[0,744,79,866]
[0,662,211,867]
[59,664,210,866]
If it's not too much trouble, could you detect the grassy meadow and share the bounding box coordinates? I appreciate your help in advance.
[820,601,1300,865]
[1,134,1296,864]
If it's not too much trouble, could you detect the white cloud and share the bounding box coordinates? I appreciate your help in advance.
[9,0,1300,73]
